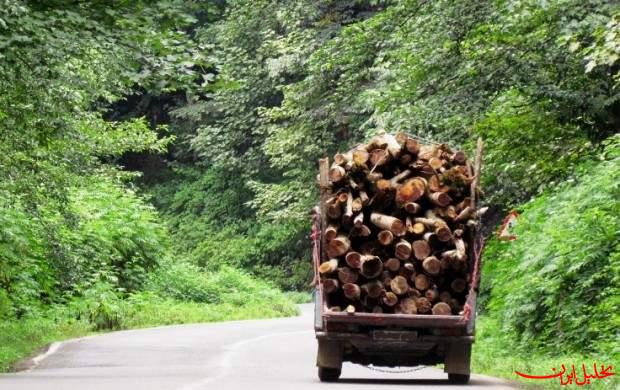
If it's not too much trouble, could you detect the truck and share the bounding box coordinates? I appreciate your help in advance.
[311,137,484,384]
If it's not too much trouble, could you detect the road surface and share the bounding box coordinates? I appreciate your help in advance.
[0,304,516,389]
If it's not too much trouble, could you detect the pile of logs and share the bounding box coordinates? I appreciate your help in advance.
[317,132,485,315]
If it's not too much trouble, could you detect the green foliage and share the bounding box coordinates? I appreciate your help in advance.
[472,90,591,205]
[479,135,620,360]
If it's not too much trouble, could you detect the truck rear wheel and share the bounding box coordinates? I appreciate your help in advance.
[448,373,470,384]
[318,367,341,382]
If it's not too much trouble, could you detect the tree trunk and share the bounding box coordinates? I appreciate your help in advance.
[390,275,409,295]
[361,280,384,299]
[395,177,426,205]
[382,292,398,307]
[414,274,430,291]
[396,298,417,314]
[395,239,412,260]
[384,257,401,272]
[319,259,338,275]
[432,302,452,315]
[412,240,431,260]
[377,230,394,246]
[360,255,383,279]
[322,278,339,294]
[415,297,432,314]
[338,267,359,284]
[325,224,338,242]
[343,283,361,300]
[370,213,406,236]
[326,235,350,258]
[345,251,361,269]
[422,256,441,276]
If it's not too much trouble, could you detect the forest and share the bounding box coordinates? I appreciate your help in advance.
[0,0,618,386]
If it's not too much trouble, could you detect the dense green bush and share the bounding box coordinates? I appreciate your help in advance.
[479,135,620,359]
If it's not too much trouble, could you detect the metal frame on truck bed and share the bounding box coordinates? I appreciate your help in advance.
[311,138,484,384]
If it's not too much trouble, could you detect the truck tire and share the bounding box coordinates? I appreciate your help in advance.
[318,367,341,382]
[448,373,470,384]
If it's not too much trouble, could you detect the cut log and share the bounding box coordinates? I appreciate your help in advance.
[412,222,425,235]
[428,157,444,170]
[369,148,390,167]
[439,291,452,303]
[352,198,363,213]
[395,177,426,205]
[432,302,452,315]
[344,251,362,269]
[405,138,420,155]
[395,239,412,260]
[326,235,351,258]
[352,149,369,167]
[345,305,356,314]
[382,292,398,307]
[376,179,392,193]
[370,213,406,236]
[451,151,467,165]
[325,224,338,242]
[329,164,346,183]
[414,274,431,291]
[377,230,394,246]
[328,306,342,312]
[322,278,339,294]
[390,169,412,187]
[412,240,431,260]
[451,278,467,294]
[360,255,383,279]
[404,202,421,214]
[424,286,439,302]
[455,206,474,222]
[428,191,452,207]
[449,298,460,312]
[372,306,384,314]
[353,211,364,227]
[351,224,372,237]
[343,283,361,300]
[399,153,412,166]
[326,202,341,220]
[359,190,369,206]
[422,256,441,276]
[384,258,401,272]
[380,271,393,286]
[435,224,452,242]
[333,152,351,166]
[390,276,409,295]
[338,267,359,284]
[319,259,339,275]
[362,280,384,299]
[415,297,432,314]
[396,298,417,314]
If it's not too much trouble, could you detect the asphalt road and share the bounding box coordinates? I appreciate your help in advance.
[0,304,517,390]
